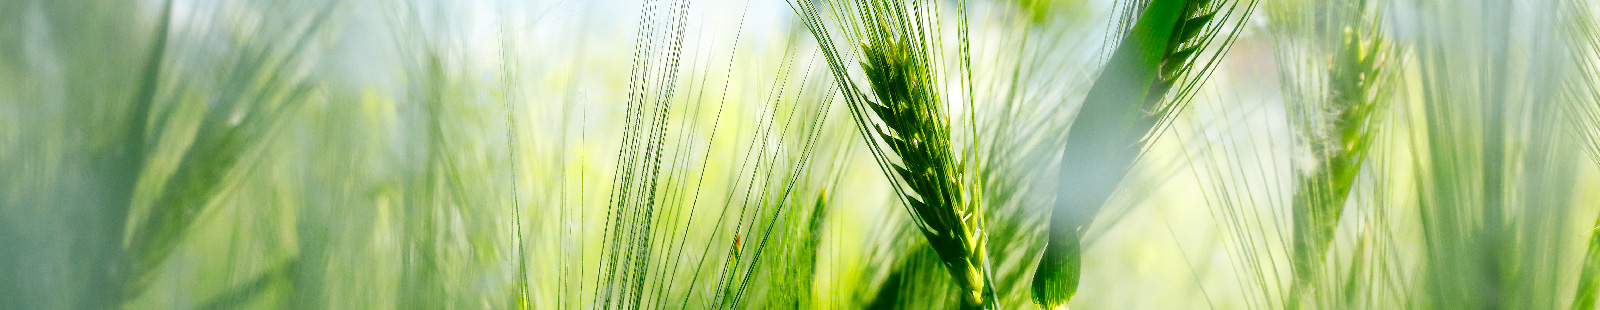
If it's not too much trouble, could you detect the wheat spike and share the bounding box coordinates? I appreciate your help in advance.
[1034,0,1256,307]
[794,0,996,307]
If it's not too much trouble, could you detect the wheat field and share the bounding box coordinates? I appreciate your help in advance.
[4,0,1600,309]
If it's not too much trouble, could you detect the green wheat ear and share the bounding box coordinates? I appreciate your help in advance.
[1032,0,1254,307]
[1275,0,1389,300]
[794,0,995,307]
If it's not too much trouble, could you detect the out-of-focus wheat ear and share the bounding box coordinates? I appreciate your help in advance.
[1406,0,1575,307]
[1567,0,1600,309]
[125,1,338,300]
[1269,0,1391,303]
[1033,0,1257,307]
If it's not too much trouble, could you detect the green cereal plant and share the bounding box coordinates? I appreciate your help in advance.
[1032,0,1256,307]
[1267,0,1391,302]
[794,0,997,307]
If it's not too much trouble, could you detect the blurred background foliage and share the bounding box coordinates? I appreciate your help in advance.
[4,0,1600,309]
